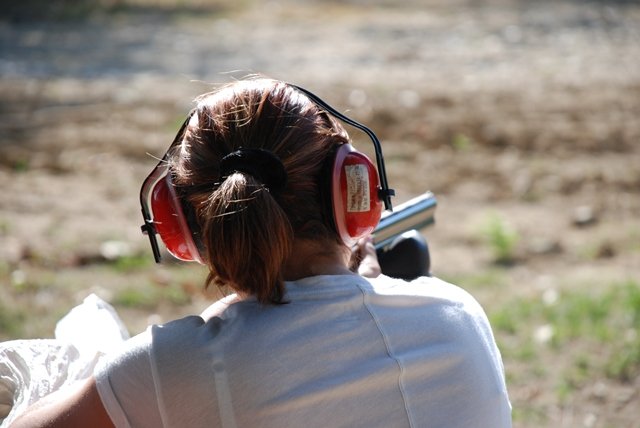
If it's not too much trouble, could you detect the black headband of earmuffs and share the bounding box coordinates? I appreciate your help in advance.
[289,84,395,211]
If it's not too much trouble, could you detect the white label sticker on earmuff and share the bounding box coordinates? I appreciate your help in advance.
[345,164,370,212]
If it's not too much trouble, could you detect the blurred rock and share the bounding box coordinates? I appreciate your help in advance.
[0,237,26,265]
[595,241,616,259]
[572,205,598,227]
[534,324,554,344]
[99,240,133,261]
[527,237,563,256]
[542,288,559,306]
[10,269,27,288]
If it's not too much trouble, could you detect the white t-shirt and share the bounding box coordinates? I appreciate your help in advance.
[95,274,511,428]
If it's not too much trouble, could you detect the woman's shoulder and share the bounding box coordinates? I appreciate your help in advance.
[367,274,482,306]
[364,274,494,335]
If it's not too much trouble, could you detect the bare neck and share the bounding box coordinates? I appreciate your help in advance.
[282,239,353,281]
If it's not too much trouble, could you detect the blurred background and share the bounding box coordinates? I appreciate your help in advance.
[1,0,639,426]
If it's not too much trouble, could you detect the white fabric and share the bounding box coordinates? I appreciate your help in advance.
[0,294,130,427]
[95,275,511,428]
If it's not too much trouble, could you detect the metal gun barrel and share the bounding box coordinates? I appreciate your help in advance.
[373,191,437,250]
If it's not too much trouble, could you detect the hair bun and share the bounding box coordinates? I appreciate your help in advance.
[220,148,287,194]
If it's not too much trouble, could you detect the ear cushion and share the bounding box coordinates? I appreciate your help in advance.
[331,144,383,245]
[150,174,203,263]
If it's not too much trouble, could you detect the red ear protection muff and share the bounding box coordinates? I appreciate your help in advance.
[330,144,383,246]
[144,173,203,263]
[291,84,394,246]
[140,85,394,263]
[140,111,205,264]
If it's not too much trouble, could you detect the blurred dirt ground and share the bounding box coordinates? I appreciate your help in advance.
[1,1,639,426]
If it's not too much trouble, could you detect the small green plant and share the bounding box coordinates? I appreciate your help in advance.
[0,218,10,235]
[12,159,30,172]
[479,213,520,265]
[452,133,473,151]
[604,281,640,381]
[112,253,153,272]
[607,341,640,382]
[112,281,191,309]
[0,302,27,339]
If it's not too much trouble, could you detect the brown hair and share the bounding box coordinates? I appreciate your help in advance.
[170,79,349,304]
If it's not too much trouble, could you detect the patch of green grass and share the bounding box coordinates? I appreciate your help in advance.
[607,340,640,382]
[513,339,537,361]
[491,297,537,335]
[111,253,154,272]
[0,302,28,339]
[555,377,576,405]
[452,133,473,151]
[112,281,191,309]
[545,291,613,344]
[112,286,159,309]
[0,261,10,277]
[577,241,600,261]
[0,218,11,234]
[478,213,519,265]
[8,268,46,292]
[492,279,640,405]
[558,353,592,398]
[511,403,549,426]
[604,282,640,381]
[442,268,509,291]
[12,159,30,172]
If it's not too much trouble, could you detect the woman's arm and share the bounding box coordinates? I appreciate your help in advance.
[10,376,114,428]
